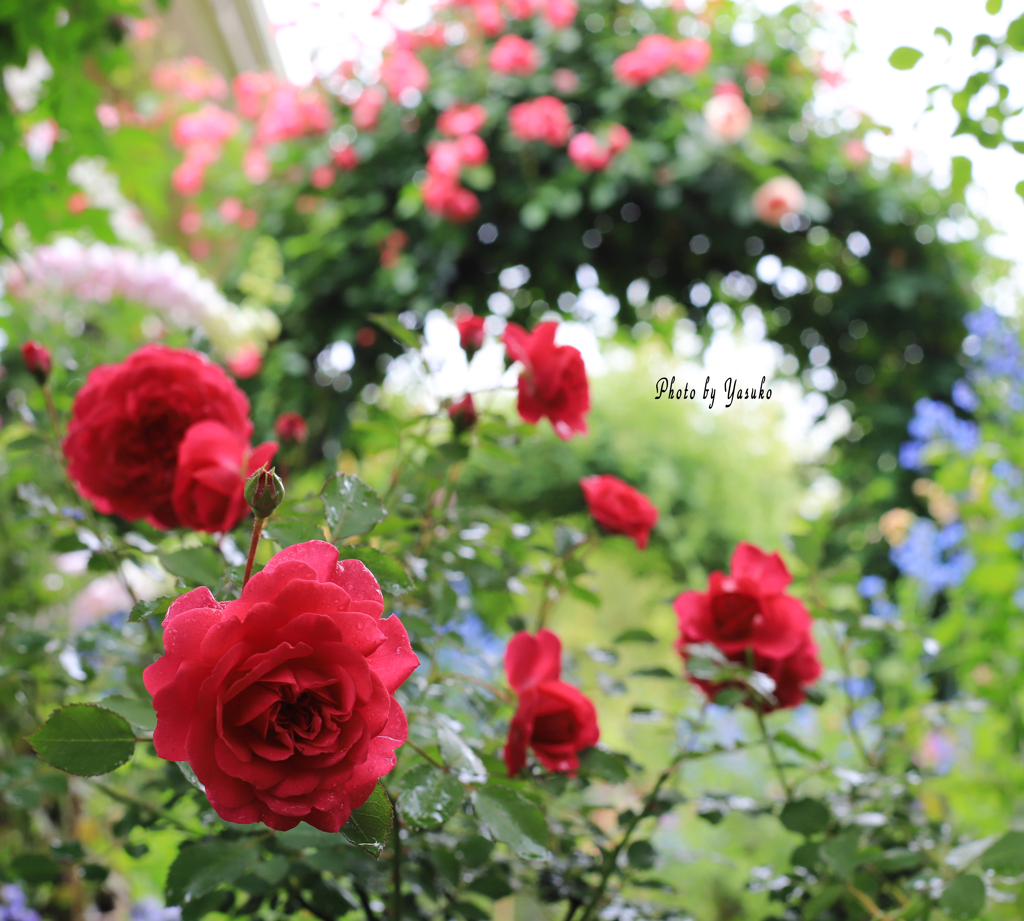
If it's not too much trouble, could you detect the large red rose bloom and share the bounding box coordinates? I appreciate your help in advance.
[63,345,254,529]
[502,322,590,440]
[143,541,419,831]
[681,633,822,713]
[504,629,599,775]
[580,474,658,549]
[674,542,811,659]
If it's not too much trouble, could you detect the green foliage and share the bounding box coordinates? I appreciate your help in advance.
[28,704,136,775]
[320,472,387,541]
[889,46,924,69]
[341,782,393,856]
[472,785,548,860]
[398,763,465,830]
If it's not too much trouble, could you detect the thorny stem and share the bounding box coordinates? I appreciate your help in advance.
[391,796,403,920]
[405,740,445,769]
[291,890,334,921]
[754,703,793,800]
[89,780,204,835]
[42,383,59,434]
[243,516,266,588]
[577,709,707,921]
[822,617,876,769]
[353,882,379,921]
[537,535,597,631]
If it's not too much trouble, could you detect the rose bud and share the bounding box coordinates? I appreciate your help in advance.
[504,629,599,775]
[449,394,478,434]
[456,314,486,357]
[580,474,659,549]
[274,411,308,444]
[21,341,52,385]
[244,463,285,519]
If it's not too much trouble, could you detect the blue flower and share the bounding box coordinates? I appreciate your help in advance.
[899,441,925,471]
[870,598,899,621]
[890,520,974,597]
[992,460,1024,485]
[951,379,979,412]
[842,677,875,699]
[857,575,886,598]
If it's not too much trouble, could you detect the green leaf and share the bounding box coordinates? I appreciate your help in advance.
[566,581,600,607]
[321,474,387,541]
[369,312,421,350]
[10,853,62,884]
[773,730,824,761]
[952,156,973,199]
[801,884,843,920]
[939,874,986,920]
[28,705,135,776]
[165,841,256,906]
[578,747,630,782]
[398,763,464,830]
[473,785,548,860]
[1008,15,1024,50]
[889,46,924,70]
[981,831,1024,873]
[263,517,326,548]
[780,798,831,836]
[877,848,923,872]
[342,782,393,856]
[935,27,952,44]
[631,667,677,678]
[159,548,223,588]
[339,547,414,595]
[820,832,860,880]
[626,840,656,869]
[986,0,1002,12]
[100,696,156,733]
[613,629,657,643]
[128,597,171,624]
[1016,180,1024,204]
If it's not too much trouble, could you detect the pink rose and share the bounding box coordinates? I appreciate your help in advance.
[752,176,806,226]
[489,35,540,76]
[456,133,489,166]
[544,0,578,29]
[675,37,712,74]
[568,132,612,172]
[380,50,430,101]
[703,90,752,143]
[437,102,488,137]
[508,96,572,147]
[351,86,386,131]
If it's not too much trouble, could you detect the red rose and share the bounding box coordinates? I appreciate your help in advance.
[674,542,812,659]
[21,341,52,384]
[143,540,420,831]
[456,314,486,355]
[63,345,255,529]
[502,322,590,440]
[171,421,277,534]
[580,474,658,549]
[489,35,540,76]
[507,96,572,147]
[681,633,822,713]
[274,411,308,444]
[437,102,488,137]
[504,629,599,775]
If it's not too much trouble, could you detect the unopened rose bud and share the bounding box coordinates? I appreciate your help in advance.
[449,393,478,434]
[21,341,51,385]
[244,465,285,519]
[456,315,486,359]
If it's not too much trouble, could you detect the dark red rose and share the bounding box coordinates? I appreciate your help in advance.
[171,421,277,534]
[580,474,658,549]
[21,341,51,384]
[504,629,599,775]
[449,394,478,433]
[674,542,812,659]
[274,411,309,444]
[143,540,419,831]
[502,322,590,440]
[63,345,255,529]
[456,315,486,356]
[681,633,822,713]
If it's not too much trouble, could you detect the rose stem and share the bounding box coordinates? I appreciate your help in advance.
[42,383,60,433]
[755,702,793,799]
[391,795,403,920]
[242,516,266,588]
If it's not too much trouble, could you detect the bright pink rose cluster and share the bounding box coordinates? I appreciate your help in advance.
[170,104,239,196]
[568,123,632,172]
[453,0,577,36]
[675,543,822,711]
[612,35,711,86]
[63,345,276,533]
